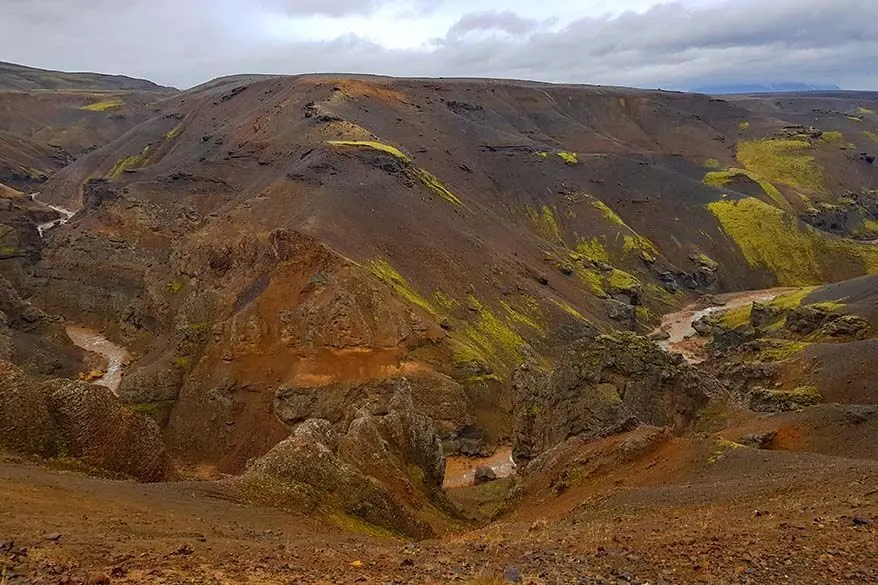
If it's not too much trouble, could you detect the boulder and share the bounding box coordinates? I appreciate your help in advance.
[821,315,870,338]
[512,333,719,464]
[749,302,781,328]
[474,466,498,485]
[749,386,822,412]
[786,305,832,334]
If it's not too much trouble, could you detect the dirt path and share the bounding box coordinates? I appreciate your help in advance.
[65,326,131,395]
[655,288,796,363]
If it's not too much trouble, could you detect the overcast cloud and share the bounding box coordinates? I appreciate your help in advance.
[0,0,875,90]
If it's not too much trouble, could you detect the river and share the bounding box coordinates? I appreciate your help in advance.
[65,326,131,396]
[443,446,516,489]
[654,287,796,363]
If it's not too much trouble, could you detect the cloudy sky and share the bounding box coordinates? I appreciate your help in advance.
[1,0,875,90]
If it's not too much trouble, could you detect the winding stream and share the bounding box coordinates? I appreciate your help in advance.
[65,326,131,395]
[655,287,796,363]
[30,193,77,237]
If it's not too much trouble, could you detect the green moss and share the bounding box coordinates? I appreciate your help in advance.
[130,402,162,415]
[864,131,878,144]
[501,299,546,334]
[738,121,751,131]
[411,167,464,207]
[608,269,639,291]
[327,140,463,207]
[864,218,878,235]
[591,200,626,227]
[109,146,150,178]
[737,139,824,193]
[693,253,719,270]
[329,513,398,539]
[536,151,549,159]
[556,151,578,165]
[708,198,878,285]
[432,290,458,312]
[368,259,436,316]
[575,267,608,297]
[165,124,183,139]
[527,206,563,242]
[454,297,527,372]
[858,107,875,115]
[551,299,589,321]
[704,158,721,169]
[821,131,844,143]
[173,356,191,369]
[704,167,790,210]
[751,340,810,362]
[574,237,609,263]
[165,280,184,294]
[622,234,659,261]
[0,246,17,256]
[80,98,123,112]
[717,304,752,328]
[769,288,817,311]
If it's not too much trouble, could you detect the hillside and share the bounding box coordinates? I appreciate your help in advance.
[0,62,177,193]
[0,71,875,583]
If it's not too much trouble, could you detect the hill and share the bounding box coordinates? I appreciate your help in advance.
[0,62,178,193]
[0,61,175,92]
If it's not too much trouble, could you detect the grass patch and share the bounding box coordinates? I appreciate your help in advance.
[80,98,123,112]
[708,198,878,285]
[737,139,824,193]
[750,340,810,362]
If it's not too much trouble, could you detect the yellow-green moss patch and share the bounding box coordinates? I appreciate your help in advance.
[864,131,878,144]
[704,167,790,210]
[327,140,463,206]
[821,131,844,143]
[608,269,640,291]
[556,151,578,165]
[708,198,878,285]
[452,297,527,373]
[704,158,721,169]
[551,299,589,322]
[737,139,824,193]
[574,237,610,263]
[527,206,563,242]
[591,200,626,227]
[750,340,810,362]
[368,259,436,316]
[80,98,123,112]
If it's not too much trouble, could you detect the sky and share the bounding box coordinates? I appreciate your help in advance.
[1,0,876,90]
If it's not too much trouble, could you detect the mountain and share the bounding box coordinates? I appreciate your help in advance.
[692,81,843,94]
[0,68,876,582]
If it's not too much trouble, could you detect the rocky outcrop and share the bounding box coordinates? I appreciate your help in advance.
[239,379,447,538]
[748,386,822,412]
[512,332,719,464]
[0,361,172,481]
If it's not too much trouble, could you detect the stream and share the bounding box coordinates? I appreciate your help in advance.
[31,193,76,237]
[443,447,516,490]
[65,326,131,396]
[655,287,796,364]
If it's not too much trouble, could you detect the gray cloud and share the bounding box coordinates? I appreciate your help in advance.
[0,0,875,91]
[446,10,543,39]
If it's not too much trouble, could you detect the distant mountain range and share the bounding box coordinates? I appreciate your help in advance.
[692,82,842,95]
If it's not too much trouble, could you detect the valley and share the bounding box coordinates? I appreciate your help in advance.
[0,62,876,584]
